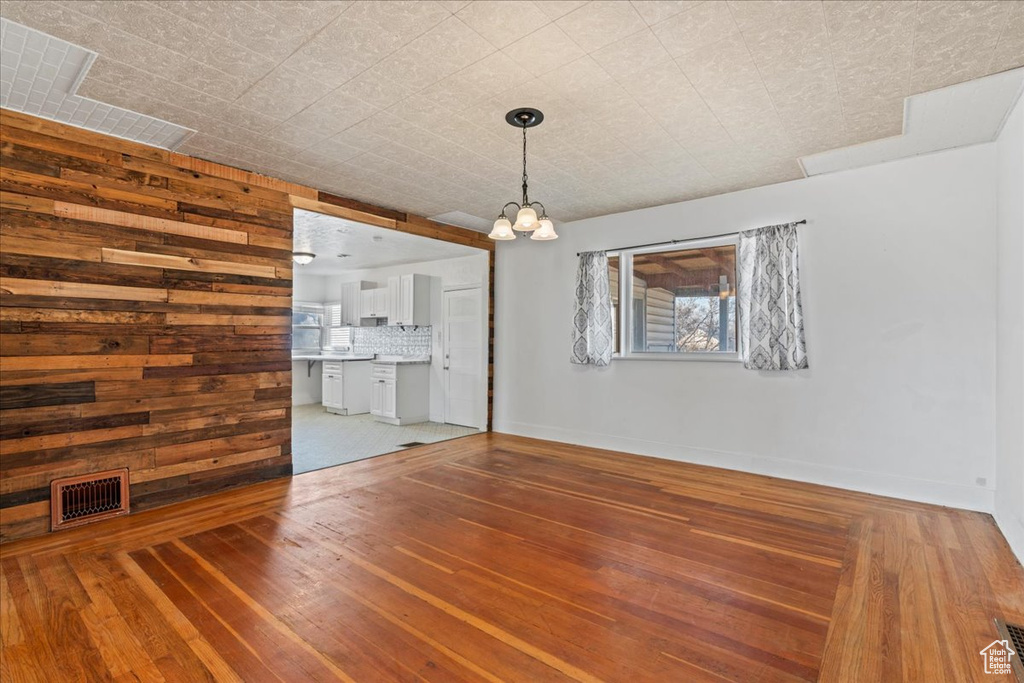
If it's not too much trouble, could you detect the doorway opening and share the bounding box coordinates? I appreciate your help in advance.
[290,209,489,474]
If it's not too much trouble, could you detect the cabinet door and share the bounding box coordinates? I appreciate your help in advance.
[370,379,383,416]
[322,374,336,407]
[387,276,401,325]
[375,288,389,320]
[400,274,413,325]
[383,380,397,418]
[360,289,374,318]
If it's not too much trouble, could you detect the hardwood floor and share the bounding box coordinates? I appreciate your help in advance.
[1,433,1022,682]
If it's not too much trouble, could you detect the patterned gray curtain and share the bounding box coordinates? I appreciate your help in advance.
[571,251,613,366]
[737,223,809,370]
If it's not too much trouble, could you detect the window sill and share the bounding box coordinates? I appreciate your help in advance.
[612,352,740,363]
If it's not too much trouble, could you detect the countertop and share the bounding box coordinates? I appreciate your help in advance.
[371,359,431,365]
[291,354,374,361]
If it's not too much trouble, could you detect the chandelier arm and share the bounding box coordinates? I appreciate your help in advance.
[527,200,546,216]
[501,201,521,217]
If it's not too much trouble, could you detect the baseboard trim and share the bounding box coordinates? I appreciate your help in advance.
[494,420,996,513]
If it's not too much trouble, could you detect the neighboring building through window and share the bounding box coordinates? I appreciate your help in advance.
[610,237,738,359]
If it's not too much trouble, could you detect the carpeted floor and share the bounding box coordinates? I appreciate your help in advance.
[291,404,480,474]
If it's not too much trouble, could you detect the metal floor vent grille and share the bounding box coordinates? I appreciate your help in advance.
[51,469,129,531]
[995,619,1024,682]
[398,441,427,448]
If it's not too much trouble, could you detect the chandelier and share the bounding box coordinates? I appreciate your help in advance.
[489,108,557,241]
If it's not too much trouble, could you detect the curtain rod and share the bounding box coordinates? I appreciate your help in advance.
[576,219,807,257]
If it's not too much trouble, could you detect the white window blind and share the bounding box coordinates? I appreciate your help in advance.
[322,302,352,350]
[324,302,342,327]
[327,327,353,350]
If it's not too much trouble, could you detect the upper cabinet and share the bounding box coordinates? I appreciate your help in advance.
[341,275,430,325]
[388,274,430,326]
[360,285,389,319]
[339,280,374,326]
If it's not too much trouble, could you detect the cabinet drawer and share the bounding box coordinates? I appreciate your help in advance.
[371,364,396,380]
[323,362,343,373]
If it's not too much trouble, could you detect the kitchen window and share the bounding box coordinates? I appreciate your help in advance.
[292,302,323,351]
[323,302,353,352]
[613,235,738,361]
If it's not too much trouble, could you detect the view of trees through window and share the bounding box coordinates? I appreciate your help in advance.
[674,293,736,352]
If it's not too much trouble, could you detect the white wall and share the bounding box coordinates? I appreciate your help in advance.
[291,271,328,405]
[293,271,328,303]
[495,144,999,512]
[995,91,1024,563]
[324,253,490,429]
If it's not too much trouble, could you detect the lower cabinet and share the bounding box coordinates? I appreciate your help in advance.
[322,361,371,415]
[323,372,343,412]
[370,363,428,425]
[370,377,384,416]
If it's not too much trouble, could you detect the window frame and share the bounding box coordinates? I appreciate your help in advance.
[612,234,740,363]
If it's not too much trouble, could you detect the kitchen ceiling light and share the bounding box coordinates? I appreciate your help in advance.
[490,108,557,242]
[292,252,316,265]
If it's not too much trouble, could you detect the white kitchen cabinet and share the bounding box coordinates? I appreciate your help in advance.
[359,285,390,319]
[339,281,373,326]
[370,362,428,424]
[382,380,397,417]
[387,273,430,326]
[370,377,384,416]
[387,276,401,324]
[322,360,371,415]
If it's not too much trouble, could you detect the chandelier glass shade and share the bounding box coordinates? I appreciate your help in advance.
[489,108,557,242]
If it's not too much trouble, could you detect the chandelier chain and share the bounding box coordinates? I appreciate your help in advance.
[521,121,529,206]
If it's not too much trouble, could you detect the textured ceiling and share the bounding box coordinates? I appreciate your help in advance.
[293,208,481,274]
[802,67,1024,175]
[0,18,194,147]
[1,1,1022,227]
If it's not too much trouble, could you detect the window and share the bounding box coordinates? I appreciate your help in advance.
[292,302,323,350]
[613,236,738,360]
[322,301,353,351]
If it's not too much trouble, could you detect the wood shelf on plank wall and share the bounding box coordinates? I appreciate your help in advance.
[0,107,496,542]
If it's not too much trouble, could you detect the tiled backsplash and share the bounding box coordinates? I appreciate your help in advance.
[353,325,431,356]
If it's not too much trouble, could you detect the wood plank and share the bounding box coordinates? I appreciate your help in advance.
[165,290,290,307]
[0,278,168,302]
[289,195,397,229]
[0,354,192,371]
[0,382,95,410]
[0,234,102,262]
[0,334,150,357]
[2,108,168,161]
[100,248,279,279]
[0,191,54,214]
[1,167,179,211]
[53,202,248,245]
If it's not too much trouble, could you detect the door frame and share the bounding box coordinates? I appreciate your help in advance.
[441,284,486,430]
[291,195,495,431]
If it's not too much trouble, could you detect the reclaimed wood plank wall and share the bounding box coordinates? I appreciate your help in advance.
[0,109,496,543]
[0,109,310,541]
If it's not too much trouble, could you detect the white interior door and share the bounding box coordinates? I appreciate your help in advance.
[444,287,482,428]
